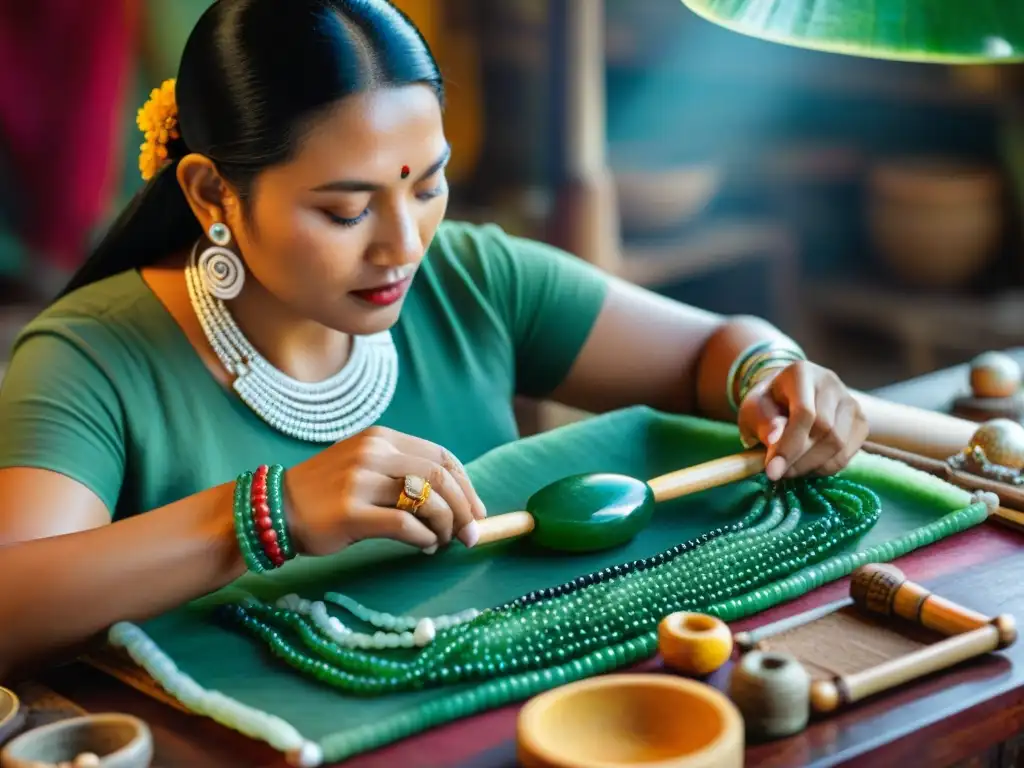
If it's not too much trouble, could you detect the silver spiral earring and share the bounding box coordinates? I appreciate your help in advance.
[197,222,245,300]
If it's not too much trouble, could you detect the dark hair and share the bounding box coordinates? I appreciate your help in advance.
[61,0,442,297]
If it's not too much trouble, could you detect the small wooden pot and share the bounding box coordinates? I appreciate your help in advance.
[0,714,153,768]
[517,673,743,768]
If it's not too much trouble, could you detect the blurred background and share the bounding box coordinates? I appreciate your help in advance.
[1,0,1022,414]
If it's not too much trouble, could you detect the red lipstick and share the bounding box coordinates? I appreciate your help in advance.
[350,277,411,307]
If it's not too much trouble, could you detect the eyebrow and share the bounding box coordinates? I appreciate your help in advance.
[310,145,451,193]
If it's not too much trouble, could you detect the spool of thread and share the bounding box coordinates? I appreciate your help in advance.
[658,612,734,676]
[727,651,810,740]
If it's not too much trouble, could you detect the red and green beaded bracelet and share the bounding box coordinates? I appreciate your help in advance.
[233,464,295,572]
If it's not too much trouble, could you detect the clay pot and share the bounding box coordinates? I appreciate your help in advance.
[867,157,1002,289]
[517,673,743,768]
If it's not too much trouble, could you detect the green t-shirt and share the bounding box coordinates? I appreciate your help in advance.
[0,221,609,520]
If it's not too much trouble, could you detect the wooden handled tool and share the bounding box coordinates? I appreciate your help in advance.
[810,563,1017,713]
[475,448,767,551]
[735,563,1017,716]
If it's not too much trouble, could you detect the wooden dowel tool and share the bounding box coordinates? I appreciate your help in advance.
[646,448,766,502]
[810,621,1012,714]
[862,441,1024,526]
[475,448,767,547]
[849,563,1000,638]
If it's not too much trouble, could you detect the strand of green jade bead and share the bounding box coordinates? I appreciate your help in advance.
[217,475,890,694]
[233,465,295,571]
[233,471,272,574]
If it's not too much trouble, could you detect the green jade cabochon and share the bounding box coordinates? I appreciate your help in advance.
[525,473,655,552]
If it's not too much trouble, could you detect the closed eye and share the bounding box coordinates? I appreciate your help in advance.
[323,208,369,227]
[321,178,446,228]
[416,183,446,201]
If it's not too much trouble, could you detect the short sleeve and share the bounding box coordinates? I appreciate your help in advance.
[0,328,126,513]
[434,222,610,398]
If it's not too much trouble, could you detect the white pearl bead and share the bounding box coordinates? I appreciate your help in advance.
[288,741,324,768]
[413,618,436,647]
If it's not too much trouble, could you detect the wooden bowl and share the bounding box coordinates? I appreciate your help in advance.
[0,688,24,746]
[517,674,743,768]
[867,157,1002,289]
[614,166,721,233]
[0,714,153,768]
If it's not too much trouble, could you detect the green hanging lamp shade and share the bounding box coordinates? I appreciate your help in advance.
[680,0,1024,64]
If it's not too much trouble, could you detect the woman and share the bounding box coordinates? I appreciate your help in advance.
[0,0,959,680]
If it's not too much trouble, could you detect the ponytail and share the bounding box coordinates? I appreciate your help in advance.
[58,162,200,299]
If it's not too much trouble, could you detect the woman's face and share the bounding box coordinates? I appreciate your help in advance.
[228,85,449,336]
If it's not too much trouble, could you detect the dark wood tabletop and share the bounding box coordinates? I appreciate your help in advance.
[21,524,1024,768]
[9,361,1024,768]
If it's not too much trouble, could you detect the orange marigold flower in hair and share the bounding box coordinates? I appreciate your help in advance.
[137,79,180,181]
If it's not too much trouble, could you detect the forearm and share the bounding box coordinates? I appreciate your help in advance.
[0,483,244,680]
[694,318,976,457]
[695,315,796,421]
[854,391,975,459]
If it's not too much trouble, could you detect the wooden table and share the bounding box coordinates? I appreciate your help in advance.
[13,366,1024,768]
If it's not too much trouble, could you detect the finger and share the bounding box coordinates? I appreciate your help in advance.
[812,401,855,477]
[345,504,439,551]
[765,366,817,480]
[786,384,842,478]
[377,430,488,524]
[440,448,487,521]
[407,486,457,548]
[737,386,786,449]
[373,453,479,548]
[816,399,869,476]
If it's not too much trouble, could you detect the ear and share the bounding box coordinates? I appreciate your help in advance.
[176,154,238,236]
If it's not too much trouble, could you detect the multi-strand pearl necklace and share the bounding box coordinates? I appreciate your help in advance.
[185,244,399,443]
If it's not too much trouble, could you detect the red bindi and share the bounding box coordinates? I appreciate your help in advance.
[400,165,410,179]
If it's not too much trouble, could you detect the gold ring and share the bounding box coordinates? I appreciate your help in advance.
[397,474,431,513]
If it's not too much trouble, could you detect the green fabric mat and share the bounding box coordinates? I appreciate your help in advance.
[110,407,982,764]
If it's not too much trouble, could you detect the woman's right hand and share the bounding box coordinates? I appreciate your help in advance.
[282,426,487,556]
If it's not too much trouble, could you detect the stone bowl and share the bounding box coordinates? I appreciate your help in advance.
[0,714,152,768]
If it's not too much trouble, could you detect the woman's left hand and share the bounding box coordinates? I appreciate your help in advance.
[736,361,869,482]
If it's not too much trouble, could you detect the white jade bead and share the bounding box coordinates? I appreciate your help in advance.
[413,618,436,647]
[108,622,306,754]
[288,741,324,768]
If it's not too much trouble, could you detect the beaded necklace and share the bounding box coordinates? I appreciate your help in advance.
[185,244,399,443]
[215,475,884,694]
